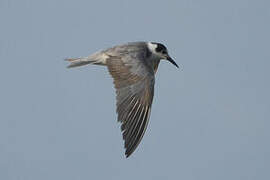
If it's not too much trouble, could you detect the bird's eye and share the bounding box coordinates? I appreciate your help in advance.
[162,50,167,54]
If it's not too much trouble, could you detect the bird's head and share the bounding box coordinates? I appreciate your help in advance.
[147,42,179,68]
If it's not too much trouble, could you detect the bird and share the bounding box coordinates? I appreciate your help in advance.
[66,42,178,157]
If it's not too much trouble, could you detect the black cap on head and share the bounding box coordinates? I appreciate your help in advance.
[151,42,167,52]
[151,42,178,68]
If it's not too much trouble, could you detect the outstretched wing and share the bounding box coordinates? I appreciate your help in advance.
[107,52,155,157]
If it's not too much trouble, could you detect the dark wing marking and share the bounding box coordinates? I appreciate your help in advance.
[107,55,154,157]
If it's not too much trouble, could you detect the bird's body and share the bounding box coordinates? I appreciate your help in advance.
[66,41,178,157]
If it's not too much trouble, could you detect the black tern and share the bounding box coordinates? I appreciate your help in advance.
[66,42,178,157]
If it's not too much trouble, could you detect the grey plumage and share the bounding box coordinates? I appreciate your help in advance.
[66,41,178,157]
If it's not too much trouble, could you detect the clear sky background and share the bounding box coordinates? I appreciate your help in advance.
[0,0,269,179]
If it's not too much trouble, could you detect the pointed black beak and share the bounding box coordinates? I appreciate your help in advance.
[166,56,179,68]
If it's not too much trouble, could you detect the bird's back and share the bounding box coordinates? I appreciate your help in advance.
[103,42,155,76]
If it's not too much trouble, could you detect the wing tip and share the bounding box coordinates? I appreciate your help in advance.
[125,150,132,158]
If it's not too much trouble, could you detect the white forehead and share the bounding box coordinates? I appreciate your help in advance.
[147,42,157,53]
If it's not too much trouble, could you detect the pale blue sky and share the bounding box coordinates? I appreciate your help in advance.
[0,0,269,179]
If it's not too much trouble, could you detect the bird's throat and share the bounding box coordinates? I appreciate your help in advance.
[153,60,160,73]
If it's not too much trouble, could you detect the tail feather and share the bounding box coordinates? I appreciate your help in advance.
[65,52,107,68]
[65,58,92,68]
